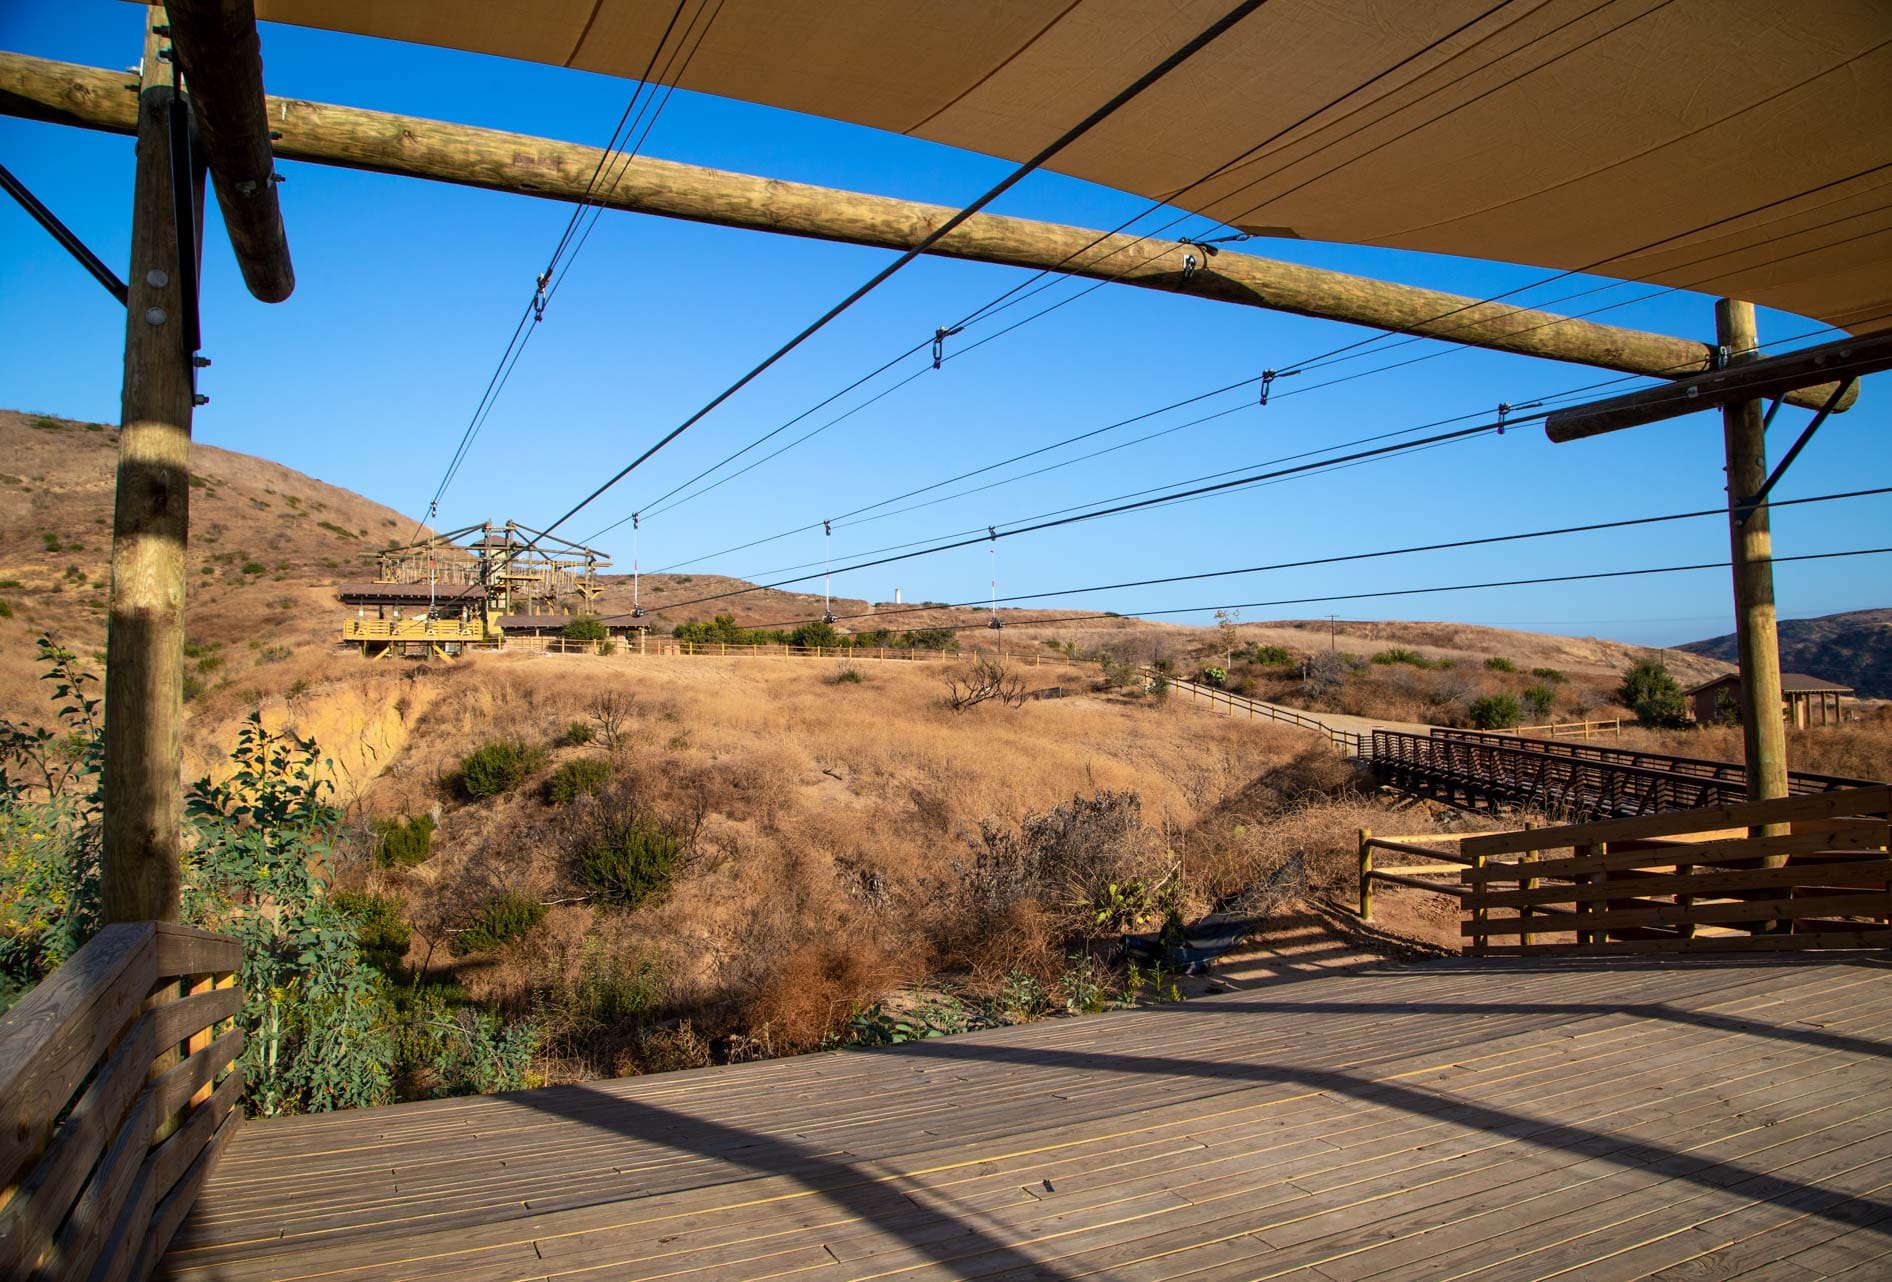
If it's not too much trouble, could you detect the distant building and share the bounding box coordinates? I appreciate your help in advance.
[1683,672,1853,728]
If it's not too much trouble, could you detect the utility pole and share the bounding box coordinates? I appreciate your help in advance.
[1716,299,1789,841]
[102,8,198,923]
[1329,615,1338,652]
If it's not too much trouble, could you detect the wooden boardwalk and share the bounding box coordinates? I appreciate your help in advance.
[161,956,1892,1281]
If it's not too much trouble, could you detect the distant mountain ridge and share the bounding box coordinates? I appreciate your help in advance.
[1678,609,1892,699]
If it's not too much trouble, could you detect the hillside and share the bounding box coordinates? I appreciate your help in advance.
[0,406,1744,748]
[1679,607,1892,699]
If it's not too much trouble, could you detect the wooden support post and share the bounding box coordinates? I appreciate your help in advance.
[103,11,197,926]
[1717,300,1790,846]
[1357,829,1373,922]
[1519,822,1536,948]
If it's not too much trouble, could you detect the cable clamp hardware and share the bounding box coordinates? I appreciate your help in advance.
[1496,402,1510,436]
[824,519,832,537]
[1259,369,1276,408]
[933,325,964,370]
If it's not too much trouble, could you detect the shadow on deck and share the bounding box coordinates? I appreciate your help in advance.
[163,954,1892,1281]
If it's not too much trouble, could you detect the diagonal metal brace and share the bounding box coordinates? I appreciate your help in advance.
[0,159,129,304]
[1734,377,1856,527]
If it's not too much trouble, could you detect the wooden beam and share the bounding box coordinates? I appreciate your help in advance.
[0,48,1856,410]
[161,0,293,303]
[101,13,195,925]
[1543,329,1885,442]
[1717,299,1790,846]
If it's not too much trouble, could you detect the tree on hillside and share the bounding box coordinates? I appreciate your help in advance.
[562,616,608,642]
[1214,608,1241,669]
[1620,657,1688,728]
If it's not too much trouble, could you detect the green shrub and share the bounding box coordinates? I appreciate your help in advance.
[1620,658,1687,728]
[0,579,20,589]
[454,892,545,954]
[1468,693,1522,729]
[375,813,436,867]
[1531,667,1567,684]
[334,890,412,975]
[576,820,681,908]
[546,756,611,805]
[791,620,842,649]
[565,720,595,746]
[240,560,267,576]
[41,532,60,552]
[181,674,206,702]
[1250,644,1293,666]
[0,601,12,620]
[457,739,546,799]
[1199,666,1227,688]
[1522,683,1557,721]
[830,662,866,684]
[1372,647,1427,667]
[1484,656,1517,673]
[562,615,608,641]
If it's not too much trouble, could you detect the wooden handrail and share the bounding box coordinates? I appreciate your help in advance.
[0,921,244,1281]
[1460,786,1892,857]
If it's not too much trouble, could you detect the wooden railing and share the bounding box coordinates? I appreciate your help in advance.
[1356,829,1471,921]
[1160,675,1367,756]
[1369,727,1747,819]
[1429,728,1876,796]
[342,617,485,643]
[1457,787,1891,956]
[1501,718,1623,740]
[0,922,244,1282]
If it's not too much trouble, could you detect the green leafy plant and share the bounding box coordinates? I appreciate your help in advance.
[1250,644,1293,666]
[1522,683,1557,721]
[1531,666,1567,684]
[453,891,546,955]
[333,889,412,977]
[564,720,595,746]
[375,813,436,868]
[1620,658,1688,728]
[1484,656,1518,673]
[576,819,681,908]
[562,616,608,641]
[457,739,546,799]
[546,757,611,805]
[1199,665,1227,688]
[1468,693,1523,729]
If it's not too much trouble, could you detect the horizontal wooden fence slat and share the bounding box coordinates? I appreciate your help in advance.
[149,989,241,1051]
[0,924,155,1192]
[1472,930,1892,957]
[152,923,242,977]
[0,922,244,1282]
[1365,839,1477,865]
[1469,858,1890,910]
[1470,837,1884,883]
[1459,787,1891,857]
[1466,892,1892,937]
[0,1019,156,1278]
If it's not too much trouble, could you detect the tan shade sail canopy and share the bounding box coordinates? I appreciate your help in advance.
[251,0,1892,335]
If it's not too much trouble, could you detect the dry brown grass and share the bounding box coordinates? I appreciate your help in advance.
[1616,710,1892,782]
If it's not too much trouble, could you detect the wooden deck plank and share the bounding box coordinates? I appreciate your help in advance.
[159,956,1892,1282]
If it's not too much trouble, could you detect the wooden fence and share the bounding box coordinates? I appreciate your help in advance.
[1159,674,1367,756]
[1500,718,1623,740]
[0,922,245,1282]
[1457,787,1891,956]
[1428,728,1874,797]
[1356,829,1471,920]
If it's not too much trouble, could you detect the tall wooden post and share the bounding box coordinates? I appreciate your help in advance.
[1715,300,1789,837]
[103,10,196,924]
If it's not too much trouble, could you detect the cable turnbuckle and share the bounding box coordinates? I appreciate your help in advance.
[933,325,964,370]
[1259,369,1276,408]
[824,519,832,537]
[632,512,639,531]
[1496,402,1511,436]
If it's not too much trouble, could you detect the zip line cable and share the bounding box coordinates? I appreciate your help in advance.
[586,0,1616,539]
[647,311,1850,581]
[633,149,1885,579]
[816,547,1892,639]
[635,331,1870,619]
[728,487,1892,633]
[527,0,1276,552]
[586,0,1535,535]
[404,0,708,542]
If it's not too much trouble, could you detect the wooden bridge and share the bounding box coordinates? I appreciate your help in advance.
[1367,728,1877,822]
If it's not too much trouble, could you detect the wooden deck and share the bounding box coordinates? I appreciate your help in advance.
[161,955,1892,1281]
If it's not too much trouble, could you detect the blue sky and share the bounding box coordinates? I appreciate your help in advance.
[3,1,1886,646]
